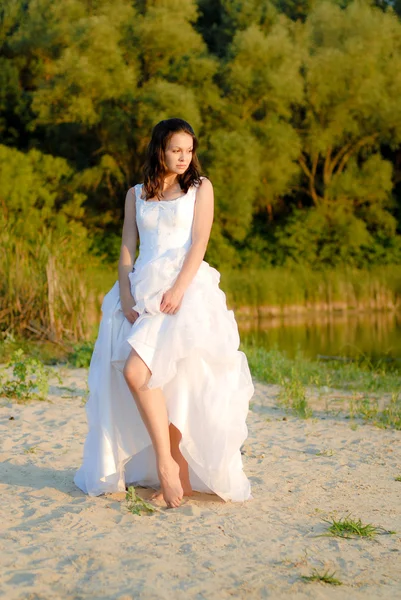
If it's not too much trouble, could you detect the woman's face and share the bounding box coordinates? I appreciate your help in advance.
[164,132,194,176]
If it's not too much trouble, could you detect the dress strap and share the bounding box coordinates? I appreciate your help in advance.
[132,184,141,202]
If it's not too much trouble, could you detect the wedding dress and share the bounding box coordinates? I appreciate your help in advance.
[74,180,255,501]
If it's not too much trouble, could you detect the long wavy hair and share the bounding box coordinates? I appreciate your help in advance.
[142,118,202,200]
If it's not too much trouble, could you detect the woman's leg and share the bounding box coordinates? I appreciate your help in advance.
[169,424,193,496]
[149,424,193,501]
[123,348,183,508]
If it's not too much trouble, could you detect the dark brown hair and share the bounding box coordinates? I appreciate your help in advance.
[142,118,202,200]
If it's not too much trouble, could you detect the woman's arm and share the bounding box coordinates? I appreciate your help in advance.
[160,178,214,314]
[118,187,139,324]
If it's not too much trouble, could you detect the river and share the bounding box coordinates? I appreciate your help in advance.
[238,311,401,369]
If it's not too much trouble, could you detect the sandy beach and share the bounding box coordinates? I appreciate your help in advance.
[1,366,400,599]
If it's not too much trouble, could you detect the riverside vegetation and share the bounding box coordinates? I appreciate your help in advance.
[245,343,401,428]
[1,0,401,344]
[1,342,400,431]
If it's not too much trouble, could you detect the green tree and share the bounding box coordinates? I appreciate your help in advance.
[196,0,277,57]
[208,15,303,251]
[299,1,401,205]
[279,0,401,266]
[1,0,401,276]
[1,0,220,253]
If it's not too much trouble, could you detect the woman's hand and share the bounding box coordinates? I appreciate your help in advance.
[121,293,139,324]
[160,285,184,315]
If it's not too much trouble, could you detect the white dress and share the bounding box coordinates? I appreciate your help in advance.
[74,181,255,501]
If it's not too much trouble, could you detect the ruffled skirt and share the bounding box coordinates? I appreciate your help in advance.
[74,248,255,501]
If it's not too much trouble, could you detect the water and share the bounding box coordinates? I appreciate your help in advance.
[239,311,401,369]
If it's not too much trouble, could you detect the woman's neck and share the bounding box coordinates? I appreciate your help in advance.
[163,174,180,191]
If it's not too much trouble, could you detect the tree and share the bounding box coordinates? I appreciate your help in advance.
[1,0,401,274]
[213,16,303,238]
[280,0,401,266]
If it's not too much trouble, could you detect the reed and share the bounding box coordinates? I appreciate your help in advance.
[2,228,400,345]
[0,230,109,344]
[221,265,401,315]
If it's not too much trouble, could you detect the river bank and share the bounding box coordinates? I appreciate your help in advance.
[2,261,400,344]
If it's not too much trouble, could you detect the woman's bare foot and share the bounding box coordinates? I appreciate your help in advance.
[150,458,193,503]
[156,458,183,508]
[150,482,193,502]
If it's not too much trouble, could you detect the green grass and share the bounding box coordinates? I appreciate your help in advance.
[242,344,401,394]
[243,344,401,428]
[322,515,396,539]
[3,340,400,432]
[395,476,401,482]
[301,569,342,585]
[23,446,39,454]
[348,392,401,430]
[277,373,312,418]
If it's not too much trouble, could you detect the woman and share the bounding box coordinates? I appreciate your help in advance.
[74,118,255,508]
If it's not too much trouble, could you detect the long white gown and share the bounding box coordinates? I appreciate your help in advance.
[74,180,255,501]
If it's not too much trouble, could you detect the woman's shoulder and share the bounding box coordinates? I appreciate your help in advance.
[193,176,212,189]
[127,183,144,200]
[193,177,213,206]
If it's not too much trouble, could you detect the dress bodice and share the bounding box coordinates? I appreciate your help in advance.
[132,183,196,269]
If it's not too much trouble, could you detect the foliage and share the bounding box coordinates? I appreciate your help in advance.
[68,342,95,368]
[125,486,157,516]
[1,0,401,340]
[0,348,59,401]
[0,144,104,340]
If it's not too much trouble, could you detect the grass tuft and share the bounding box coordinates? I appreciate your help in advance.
[350,392,401,430]
[316,448,335,456]
[278,372,312,418]
[23,446,39,454]
[322,515,396,539]
[302,569,342,585]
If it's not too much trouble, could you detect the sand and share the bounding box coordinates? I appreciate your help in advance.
[1,366,400,600]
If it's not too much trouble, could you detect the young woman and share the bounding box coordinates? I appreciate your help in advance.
[74,118,255,508]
